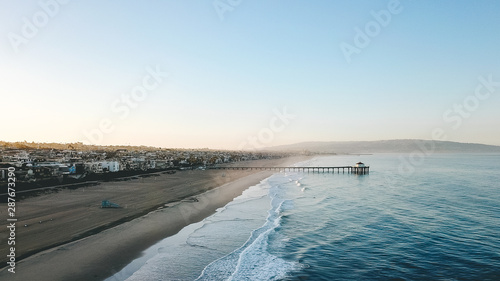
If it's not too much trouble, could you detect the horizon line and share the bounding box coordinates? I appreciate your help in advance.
[2,138,500,151]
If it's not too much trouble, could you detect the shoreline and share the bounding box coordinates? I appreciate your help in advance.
[0,156,311,281]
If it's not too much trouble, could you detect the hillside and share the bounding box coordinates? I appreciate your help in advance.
[265,140,500,154]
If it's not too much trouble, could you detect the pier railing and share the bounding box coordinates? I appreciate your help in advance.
[208,166,369,174]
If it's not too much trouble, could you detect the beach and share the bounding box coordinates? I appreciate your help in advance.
[0,156,308,281]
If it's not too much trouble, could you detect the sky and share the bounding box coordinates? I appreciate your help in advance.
[1,0,499,149]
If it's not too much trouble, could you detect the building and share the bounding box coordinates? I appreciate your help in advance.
[100,161,120,172]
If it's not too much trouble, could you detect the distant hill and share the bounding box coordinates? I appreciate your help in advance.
[265,140,500,154]
[0,141,165,152]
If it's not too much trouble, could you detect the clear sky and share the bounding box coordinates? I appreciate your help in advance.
[1,0,499,149]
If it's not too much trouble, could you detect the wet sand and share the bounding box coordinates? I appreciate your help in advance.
[0,156,309,280]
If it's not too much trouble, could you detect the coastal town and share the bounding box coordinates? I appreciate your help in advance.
[0,141,293,188]
[0,141,309,280]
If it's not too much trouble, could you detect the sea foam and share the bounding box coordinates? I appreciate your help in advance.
[196,176,302,281]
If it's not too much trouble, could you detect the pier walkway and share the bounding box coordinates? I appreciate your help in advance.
[208,166,369,174]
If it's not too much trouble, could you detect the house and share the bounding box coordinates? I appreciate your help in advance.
[100,161,120,172]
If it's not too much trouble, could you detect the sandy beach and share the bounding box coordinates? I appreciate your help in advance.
[0,156,309,281]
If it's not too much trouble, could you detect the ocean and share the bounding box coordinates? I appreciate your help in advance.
[107,154,500,280]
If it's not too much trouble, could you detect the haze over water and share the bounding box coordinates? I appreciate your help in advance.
[110,153,500,280]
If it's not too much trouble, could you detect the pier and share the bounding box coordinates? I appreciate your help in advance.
[208,165,369,174]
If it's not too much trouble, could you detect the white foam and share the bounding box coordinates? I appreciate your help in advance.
[227,200,299,280]
[197,176,301,281]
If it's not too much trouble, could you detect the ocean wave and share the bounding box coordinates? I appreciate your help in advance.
[196,177,301,281]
